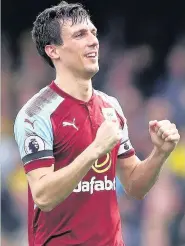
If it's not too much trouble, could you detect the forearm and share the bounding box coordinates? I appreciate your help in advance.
[34,143,98,211]
[128,147,170,199]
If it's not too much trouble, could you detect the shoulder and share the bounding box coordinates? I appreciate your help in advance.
[14,86,62,160]
[94,89,124,118]
[15,86,64,125]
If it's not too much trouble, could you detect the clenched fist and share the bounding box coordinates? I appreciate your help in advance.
[149,120,180,153]
[93,120,122,157]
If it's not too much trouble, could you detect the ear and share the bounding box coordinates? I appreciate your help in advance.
[45,44,60,61]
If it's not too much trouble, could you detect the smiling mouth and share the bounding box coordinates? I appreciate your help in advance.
[85,52,98,59]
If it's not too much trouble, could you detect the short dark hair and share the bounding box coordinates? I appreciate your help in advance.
[32,1,90,68]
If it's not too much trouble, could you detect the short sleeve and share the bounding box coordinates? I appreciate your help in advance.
[14,112,54,173]
[117,121,135,158]
[109,97,135,158]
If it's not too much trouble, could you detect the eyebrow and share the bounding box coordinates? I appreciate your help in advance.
[72,27,97,36]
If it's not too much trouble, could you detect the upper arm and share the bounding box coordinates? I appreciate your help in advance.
[26,165,54,193]
[116,155,141,188]
[116,124,138,185]
[116,122,141,190]
[14,111,55,188]
[111,97,141,187]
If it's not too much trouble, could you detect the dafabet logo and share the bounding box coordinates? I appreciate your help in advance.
[73,153,116,194]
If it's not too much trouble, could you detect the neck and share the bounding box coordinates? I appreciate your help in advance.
[55,69,93,102]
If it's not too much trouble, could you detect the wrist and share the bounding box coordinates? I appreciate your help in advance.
[88,141,103,160]
[153,146,171,159]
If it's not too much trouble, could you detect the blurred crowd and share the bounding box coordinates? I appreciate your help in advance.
[1,27,185,246]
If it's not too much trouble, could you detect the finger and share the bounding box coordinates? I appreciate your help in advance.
[161,129,178,139]
[149,120,158,132]
[149,120,169,133]
[157,120,171,126]
[169,123,177,130]
[165,133,180,142]
[105,119,119,128]
[149,120,158,127]
[156,121,175,137]
[155,120,171,131]
[157,126,167,137]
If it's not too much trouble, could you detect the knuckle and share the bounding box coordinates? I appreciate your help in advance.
[174,129,178,134]
[160,119,170,125]
[164,131,169,136]
[159,126,165,133]
[171,123,176,128]
[165,119,171,124]
[157,122,163,127]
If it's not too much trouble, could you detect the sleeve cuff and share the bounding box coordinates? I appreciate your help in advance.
[24,158,54,173]
[118,149,135,159]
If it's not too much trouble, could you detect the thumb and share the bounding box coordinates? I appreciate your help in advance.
[149,120,158,132]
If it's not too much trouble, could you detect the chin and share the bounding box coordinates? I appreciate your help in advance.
[86,65,99,77]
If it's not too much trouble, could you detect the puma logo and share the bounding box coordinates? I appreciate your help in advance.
[62,118,78,130]
[24,119,35,129]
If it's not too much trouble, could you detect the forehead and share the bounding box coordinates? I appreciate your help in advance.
[61,18,96,35]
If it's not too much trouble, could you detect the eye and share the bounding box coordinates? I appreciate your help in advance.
[75,32,84,38]
[92,31,98,37]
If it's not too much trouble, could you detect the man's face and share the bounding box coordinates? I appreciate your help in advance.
[32,139,39,150]
[57,18,99,79]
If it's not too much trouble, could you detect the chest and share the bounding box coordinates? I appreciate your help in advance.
[52,101,121,171]
[54,103,103,151]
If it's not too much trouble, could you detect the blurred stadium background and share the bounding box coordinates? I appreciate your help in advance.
[1,0,185,245]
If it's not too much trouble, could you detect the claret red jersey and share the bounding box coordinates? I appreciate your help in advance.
[14,81,135,246]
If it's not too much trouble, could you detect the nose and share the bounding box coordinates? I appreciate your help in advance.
[88,33,99,49]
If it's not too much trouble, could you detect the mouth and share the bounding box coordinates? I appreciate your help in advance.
[85,51,98,60]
